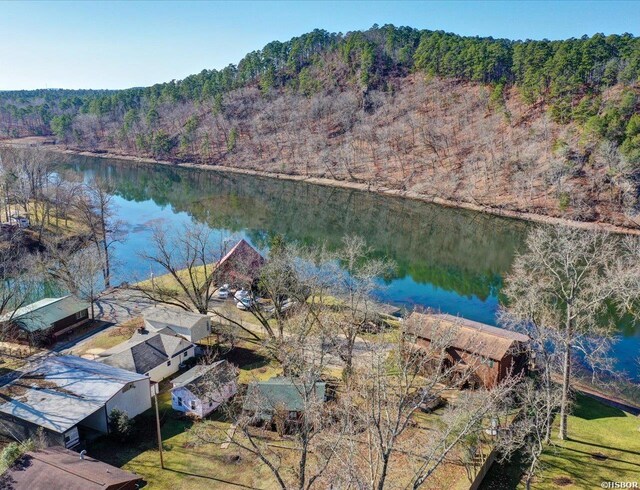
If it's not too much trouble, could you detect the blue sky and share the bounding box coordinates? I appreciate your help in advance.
[1,0,639,90]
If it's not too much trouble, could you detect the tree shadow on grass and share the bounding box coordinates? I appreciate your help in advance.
[222,346,269,369]
[565,438,640,458]
[89,403,194,468]
[572,394,627,420]
[163,467,258,489]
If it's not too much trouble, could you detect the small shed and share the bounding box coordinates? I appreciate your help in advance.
[0,295,90,343]
[0,446,142,490]
[99,332,196,382]
[171,360,237,418]
[406,312,529,388]
[142,305,211,343]
[0,356,151,448]
[243,377,326,424]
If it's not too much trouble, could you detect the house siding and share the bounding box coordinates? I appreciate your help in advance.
[145,346,195,382]
[415,338,526,388]
[105,378,152,425]
[171,379,237,418]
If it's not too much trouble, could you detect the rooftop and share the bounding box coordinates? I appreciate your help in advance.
[171,360,234,389]
[215,238,265,286]
[0,446,141,490]
[0,296,90,332]
[0,356,147,433]
[142,305,207,330]
[406,312,530,361]
[99,332,193,375]
[243,377,326,415]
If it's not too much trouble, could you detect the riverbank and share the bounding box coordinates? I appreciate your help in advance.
[4,137,640,235]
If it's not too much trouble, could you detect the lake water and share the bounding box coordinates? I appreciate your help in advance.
[52,153,639,379]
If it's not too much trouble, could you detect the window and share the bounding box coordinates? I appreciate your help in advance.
[75,310,86,320]
[191,401,196,410]
[177,397,182,406]
[183,351,188,358]
[167,361,171,367]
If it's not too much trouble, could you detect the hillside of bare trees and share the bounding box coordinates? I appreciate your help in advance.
[2,26,639,227]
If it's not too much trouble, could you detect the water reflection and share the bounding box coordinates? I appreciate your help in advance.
[50,153,638,377]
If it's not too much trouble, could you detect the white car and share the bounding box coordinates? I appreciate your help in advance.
[236,297,254,310]
[218,284,230,299]
[234,289,250,302]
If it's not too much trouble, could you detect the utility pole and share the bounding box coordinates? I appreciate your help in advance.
[153,387,164,469]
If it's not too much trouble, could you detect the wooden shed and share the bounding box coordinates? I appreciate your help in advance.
[406,312,529,388]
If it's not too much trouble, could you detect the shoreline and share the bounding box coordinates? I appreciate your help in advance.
[5,138,640,235]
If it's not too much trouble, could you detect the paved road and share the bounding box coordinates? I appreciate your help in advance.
[93,287,156,324]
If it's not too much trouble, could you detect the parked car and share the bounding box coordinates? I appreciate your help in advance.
[236,297,254,310]
[218,284,230,299]
[234,289,250,302]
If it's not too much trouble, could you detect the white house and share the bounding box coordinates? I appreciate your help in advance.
[142,305,211,343]
[0,356,151,448]
[171,360,237,418]
[99,332,196,383]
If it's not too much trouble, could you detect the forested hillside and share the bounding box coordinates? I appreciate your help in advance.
[2,25,640,226]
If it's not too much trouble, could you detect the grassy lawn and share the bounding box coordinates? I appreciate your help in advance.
[534,394,640,489]
[90,391,278,490]
[482,393,640,489]
[90,390,474,490]
[135,264,214,293]
[73,318,142,356]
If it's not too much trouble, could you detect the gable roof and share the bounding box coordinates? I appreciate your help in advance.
[142,305,207,331]
[243,377,326,415]
[0,446,141,490]
[99,333,193,375]
[171,360,235,391]
[0,356,148,433]
[406,312,529,361]
[0,296,90,333]
[215,239,265,286]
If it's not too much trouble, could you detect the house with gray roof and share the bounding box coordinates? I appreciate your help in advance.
[0,295,90,343]
[0,356,151,449]
[171,360,237,418]
[243,377,326,425]
[142,305,211,343]
[99,332,196,383]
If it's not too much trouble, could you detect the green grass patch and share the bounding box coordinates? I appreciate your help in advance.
[483,394,640,489]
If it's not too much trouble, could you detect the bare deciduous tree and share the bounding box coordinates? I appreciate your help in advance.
[503,226,639,439]
[75,179,125,289]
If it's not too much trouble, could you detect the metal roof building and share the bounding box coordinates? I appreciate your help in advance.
[243,377,326,421]
[0,356,151,446]
[0,295,90,343]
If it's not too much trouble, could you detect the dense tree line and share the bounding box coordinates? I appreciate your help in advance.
[1,25,639,222]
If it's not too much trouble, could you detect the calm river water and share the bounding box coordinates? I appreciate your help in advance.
[52,153,639,378]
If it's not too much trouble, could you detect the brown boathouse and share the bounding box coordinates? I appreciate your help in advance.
[406,312,530,388]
